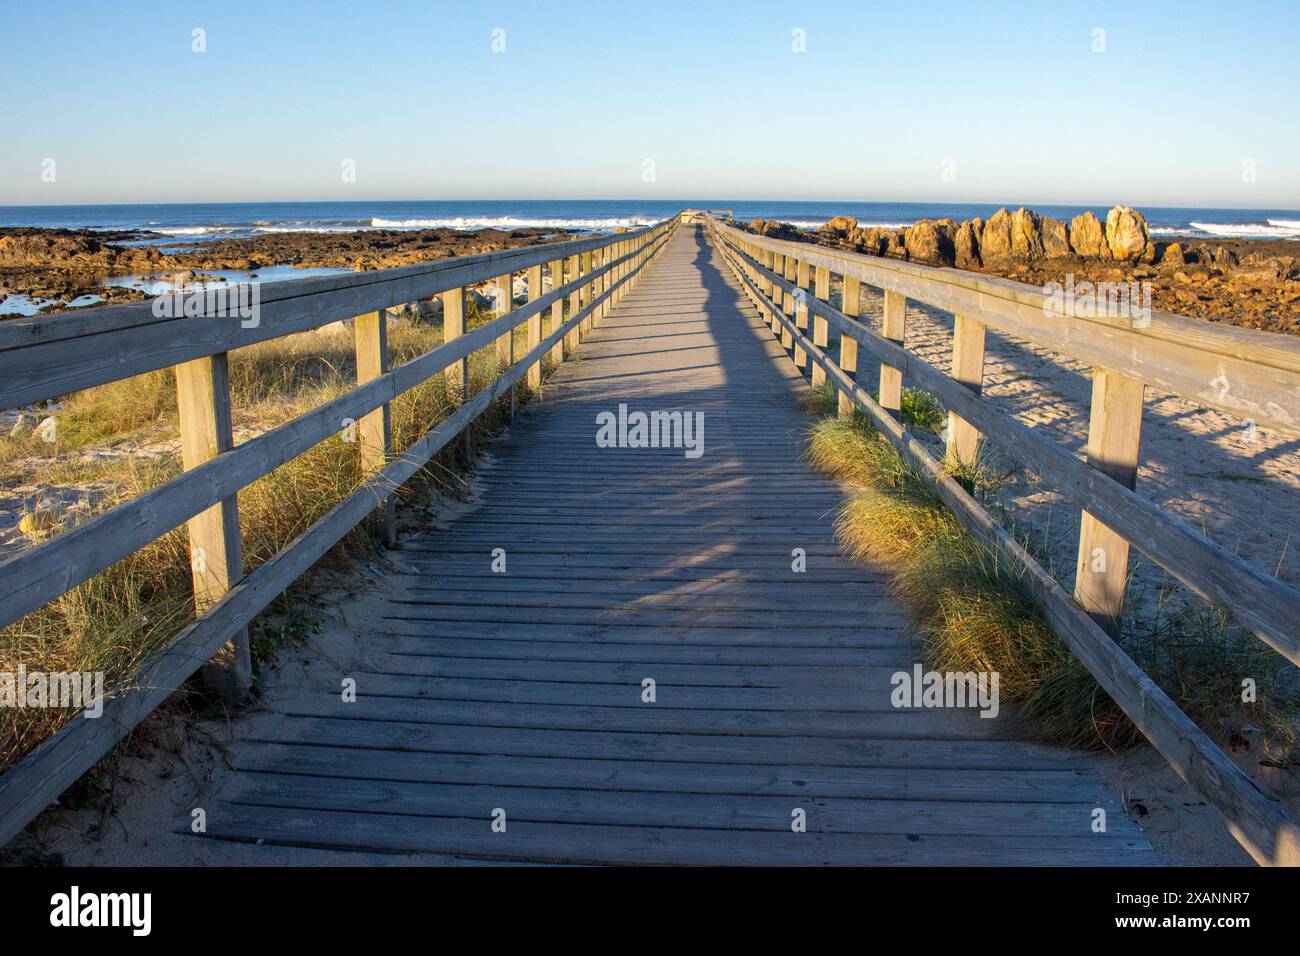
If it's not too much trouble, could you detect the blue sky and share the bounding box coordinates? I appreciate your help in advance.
[2,0,1297,207]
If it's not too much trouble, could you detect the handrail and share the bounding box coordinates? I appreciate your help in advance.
[705,218,1299,866]
[0,224,668,410]
[711,221,1300,436]
[0,217,677,846]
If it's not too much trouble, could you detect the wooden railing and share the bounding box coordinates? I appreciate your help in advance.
[0,217,677,845]
[705,216,1300,866]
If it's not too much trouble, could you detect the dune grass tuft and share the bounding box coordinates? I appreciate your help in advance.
[806,407,1297,754]
[0,312,544,772]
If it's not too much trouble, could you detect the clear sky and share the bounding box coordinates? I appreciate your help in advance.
[2,0,1297,207]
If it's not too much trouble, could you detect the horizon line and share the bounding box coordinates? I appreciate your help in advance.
[0,197,1297,213]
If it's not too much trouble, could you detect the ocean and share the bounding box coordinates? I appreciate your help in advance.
[2,199,1299,242]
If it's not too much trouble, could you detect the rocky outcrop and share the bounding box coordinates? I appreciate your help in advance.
[903,219,957,267]
[1041,216,1070,258]
[954,219,982,268]
[980,209,1014,262]
[1105,205,1155,262]
[1069,211,1109,258]
[1010,208,1044,260]
[748,219,803,242]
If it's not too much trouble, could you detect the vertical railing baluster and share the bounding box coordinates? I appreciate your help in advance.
[526,263,544,391]
[811,265,830,387]
[1074,371,1145,635]
[838,276,861,418]
[946,313,986,471]
[175,352,251,701]
[354,309,397,546]
[880,290,908,419]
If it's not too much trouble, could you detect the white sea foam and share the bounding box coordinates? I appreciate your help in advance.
[1267,218,1300,229]
[149,226,237,236]
[1189,221,1300,239]
[369,215,658,231]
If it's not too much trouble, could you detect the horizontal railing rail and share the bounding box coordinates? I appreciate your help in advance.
[707,218,1299,867]
[0,217,677,846]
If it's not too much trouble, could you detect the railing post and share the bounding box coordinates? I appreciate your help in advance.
[175,352,251,701]
[838,276,861,418]
[548,257,565,365]
[811,265,830,387]
[581,250,595,338]
[769,252,785,332]
[781,254,797,351]
[1074,370,1145,636]
[947,313,986,468]
[495,270,513,372]
[566,253,581,353]
[441,287,470,464]
[880,290,908,418]
[526,263,544,391]
[793,259,810,369]
[354,309,397,546]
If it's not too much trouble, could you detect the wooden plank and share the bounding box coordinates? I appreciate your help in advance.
[197,804,1156,865]
[174,352,250,701]
[231,742,1105,802]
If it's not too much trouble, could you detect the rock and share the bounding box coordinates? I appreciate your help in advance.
[856,227,889,256]
[818,215,858,234]
[19,509,59,536]
[1159,242,1185,266]
[1010,208,1045,259]
[1069,211,1109,258]
[954,220,982,268]
[980,209,1014,262]
[8,413,27,439]
[413,297,442,320]
[1105,205,1154,261]
[882,230,907,260]
[904,219,957,267]
[465,289,495,312]
[748,219,803,241]
[1040,216,1070,258]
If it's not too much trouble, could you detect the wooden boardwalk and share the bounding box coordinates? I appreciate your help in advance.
[198,225,1156,864]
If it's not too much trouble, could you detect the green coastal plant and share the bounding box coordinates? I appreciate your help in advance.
[0,316,537,773]
[806,407,1297,754]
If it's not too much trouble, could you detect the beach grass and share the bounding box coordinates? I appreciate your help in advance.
[805,407,1298,753]
[0,304,540,772]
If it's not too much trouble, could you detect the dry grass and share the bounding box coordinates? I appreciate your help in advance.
[806,409,1297,754]
[0,302,542,771]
